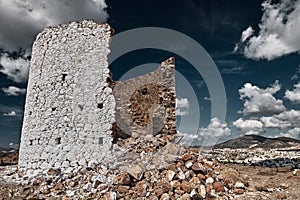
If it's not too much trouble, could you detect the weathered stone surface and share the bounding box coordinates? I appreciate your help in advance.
[234,181,245,189]
[205,177,214,184]
[113,57,176,139]
[113,172,131,185]
[166,170,175,181]
[160,193,170,200]
[122,164,144,180]
[115,185,130,193]
[19,20,115,171]
[213,181,225,192]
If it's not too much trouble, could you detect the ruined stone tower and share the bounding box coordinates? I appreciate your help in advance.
[19,20,177,171]
[19,21,115,170]
[113,58,176,139]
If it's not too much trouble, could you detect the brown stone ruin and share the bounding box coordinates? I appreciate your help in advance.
[112,57,177,141]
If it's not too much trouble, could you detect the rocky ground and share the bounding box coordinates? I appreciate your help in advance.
[0,135,299,199]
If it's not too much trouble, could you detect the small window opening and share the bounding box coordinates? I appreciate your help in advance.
[55,137,61,145]
[99,137,103,145]
[62,73,67,81]
[97,103,104,109]
[52,107,56,111]
[29,140,33,146]
[78,104,84,111]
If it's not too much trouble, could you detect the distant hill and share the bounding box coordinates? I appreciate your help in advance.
[0,148,19,166]
[212,135,300,149]
[0,147,9,151]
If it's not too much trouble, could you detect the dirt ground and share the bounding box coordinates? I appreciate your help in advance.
[217,163,300,200]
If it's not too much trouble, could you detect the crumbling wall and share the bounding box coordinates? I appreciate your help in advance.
[113,58,176,139]
[19,20,115,171]
[19,20,177,172]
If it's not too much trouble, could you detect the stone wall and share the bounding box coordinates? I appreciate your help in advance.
[19,20,115,171]
[113,58,176,140]
[19,20,177,172]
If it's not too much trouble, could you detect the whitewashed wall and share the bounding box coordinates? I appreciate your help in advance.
[19,20,115,172]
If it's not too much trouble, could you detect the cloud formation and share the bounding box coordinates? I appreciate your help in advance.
[266,109,300,128]
[0,0,108,51]
[176,97,189,116]
[0,54,30,83]
[3,111,17,116]
[281,127,300,139]
[235,81,300,139]
[235,0,300,60]
[2,86,26,96]
[241,26,254,43]
[198,117,231,139]
[285,82,300,103]
[239,80,285,116]
[233,118,264,135]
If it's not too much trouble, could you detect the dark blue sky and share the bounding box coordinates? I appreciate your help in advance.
[1,0,300,147]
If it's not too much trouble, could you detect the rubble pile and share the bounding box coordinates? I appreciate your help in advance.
[110,149,246,200]
[1,134,299,199]
[0,150,242,199]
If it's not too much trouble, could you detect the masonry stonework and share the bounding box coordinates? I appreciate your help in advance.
[19,20,115,171]
[113,58,176,139]
[19,20,177,172]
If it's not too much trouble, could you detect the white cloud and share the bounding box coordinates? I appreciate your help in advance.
[233,109,300,136]
[176,110,189,116]
[275,109,300,127]
[0,54,30,83]
[176,98,189,116]
[0,0,108,51]
[260,109,300,130]
[2,86,26,96]
[204,97,211,101]
[233,118,264,135]
[177,131,198,139]
[198,117,231,138]
[176,131,201,146]
[241,26,254,42]
[235,79,300,138]
[176,98,189,108]
[239,81,285,116]
[280,127,300,139]
[285,82,300,103]
[260,116,290,129]
[3,111,17,116]
[235,0,300,60]
[8,142,20,148]
[177,131,199,143]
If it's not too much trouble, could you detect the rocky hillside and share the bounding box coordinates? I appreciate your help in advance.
[0,149,18,166]
[212,135,300,149]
